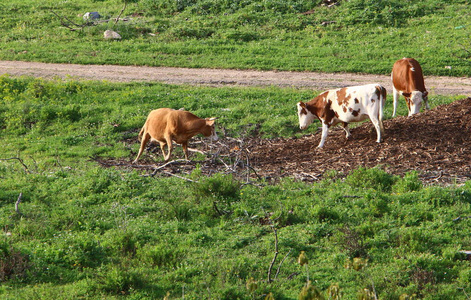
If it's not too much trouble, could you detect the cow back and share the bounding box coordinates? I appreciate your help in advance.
[392,58,426,93]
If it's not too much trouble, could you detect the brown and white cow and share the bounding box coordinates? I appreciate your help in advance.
[297,84,386,148]
[132,108,218,163]
[391,58,429,117]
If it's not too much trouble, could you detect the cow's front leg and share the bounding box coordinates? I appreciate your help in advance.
[392,87,400,117]
[342,122,351,139]
[163,135,173,162]
[181,141,190,160]
[159,141,168,159]
[317,123,330,148]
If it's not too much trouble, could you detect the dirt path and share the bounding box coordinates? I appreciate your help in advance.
[1,60,471,96]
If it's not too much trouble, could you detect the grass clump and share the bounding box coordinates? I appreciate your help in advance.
[345,167,397,193]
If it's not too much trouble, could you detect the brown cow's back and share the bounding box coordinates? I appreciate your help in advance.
[391,58,428,116]
[392,58,426,92]
[142,108,173,143]
[133,108,217,163]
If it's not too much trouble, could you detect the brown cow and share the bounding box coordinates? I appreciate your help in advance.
[132,108,218,163]
[391,58,429,116]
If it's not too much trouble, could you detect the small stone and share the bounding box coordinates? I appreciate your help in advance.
[104,30,121,40]
[83,12,101,21]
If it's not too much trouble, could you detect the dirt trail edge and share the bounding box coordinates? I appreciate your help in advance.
[1,60,471,96]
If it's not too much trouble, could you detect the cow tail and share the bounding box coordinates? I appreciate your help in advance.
[137,126,145,141]
[378,85,386,134]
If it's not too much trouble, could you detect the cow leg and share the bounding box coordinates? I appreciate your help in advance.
[163,135,173,162]
[379,119,385,136]
[392,86,400,117]
[132,132,150,164]
[317,123,330,148]
[181,141,190,160]
[159,141,168,159]
[377,103,385,136]
[370,117,383,143]
[342,122,351,139]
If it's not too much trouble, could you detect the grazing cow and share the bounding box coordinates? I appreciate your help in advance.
[133,108,218,163]
[297,84,386,148]
[391,58,429,116]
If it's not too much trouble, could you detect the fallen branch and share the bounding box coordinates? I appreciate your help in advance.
[50,10,92,31]
[15,193,24,216]
[162,171,199,183]
[275,249,292,281]
[152,159,189,172]
[187,147,205,155]
[371,281,378,300]
[114,2,127,25]
[267,225,279,283]
[453,216,471,222]
[0,157,30,173]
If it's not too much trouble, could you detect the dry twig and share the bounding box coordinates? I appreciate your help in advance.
[0,157,30,173]
[50,10,92,31]
[15,193,24,216]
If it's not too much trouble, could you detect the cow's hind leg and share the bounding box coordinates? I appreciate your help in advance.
[341,122,351,139]
[133,132,150,164]
[370,117,383,143]
[379,118,385,137]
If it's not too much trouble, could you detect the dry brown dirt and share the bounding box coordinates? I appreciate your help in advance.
[2,60,471,95]
[2,60,470,184]
[246,97,471,184]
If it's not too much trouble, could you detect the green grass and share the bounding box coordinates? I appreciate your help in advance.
[0,76,470,299]
[0,0,470,76]
[1,0,471,298]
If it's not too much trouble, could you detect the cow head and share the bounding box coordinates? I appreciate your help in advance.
[403,91,428,116]
[297,101,315,130]
[205,117,219,141]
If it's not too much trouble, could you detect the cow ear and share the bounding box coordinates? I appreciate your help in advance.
[206,118,216,125]
[298,101,306,108]
[402,92,411,98]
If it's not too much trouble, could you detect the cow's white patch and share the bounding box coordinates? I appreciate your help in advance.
[409,91,424,116]
[297,102,316,130]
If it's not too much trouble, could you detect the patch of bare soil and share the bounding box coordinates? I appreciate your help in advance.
[97,97,471,185]
[1,60,471,95]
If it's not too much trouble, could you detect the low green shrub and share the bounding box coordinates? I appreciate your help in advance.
[392,171,423,193]
[345,167,398,193]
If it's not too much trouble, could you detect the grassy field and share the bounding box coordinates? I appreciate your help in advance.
[0,0,470,76]
[1,0,471,299]
[0,76,470,299]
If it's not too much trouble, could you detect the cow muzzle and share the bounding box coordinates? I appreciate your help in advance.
[210,132,219,141]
